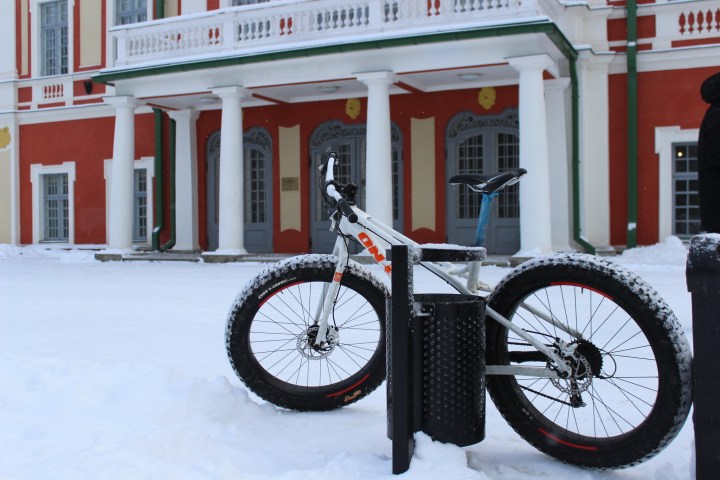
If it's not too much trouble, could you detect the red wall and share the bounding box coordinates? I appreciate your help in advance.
[19,87,519,250]
[19,114,156,244]
[195,86,518,252]
[609,66,713,245]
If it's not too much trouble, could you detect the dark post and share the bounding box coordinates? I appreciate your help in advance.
[686,234,720,480]
[388,244,414,474]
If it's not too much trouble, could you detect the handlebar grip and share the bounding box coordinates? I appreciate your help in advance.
[337,198,358,223]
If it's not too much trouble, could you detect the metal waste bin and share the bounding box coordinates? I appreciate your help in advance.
[386,293,485,447]
[415,293,486,446]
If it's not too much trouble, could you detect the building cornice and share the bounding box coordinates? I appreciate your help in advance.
[93,22,578,84]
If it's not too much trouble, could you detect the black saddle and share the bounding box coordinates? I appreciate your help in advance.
[449,168,527,194]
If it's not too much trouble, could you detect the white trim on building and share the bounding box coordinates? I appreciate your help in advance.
[655,125,700,241]
[30,160,76,245]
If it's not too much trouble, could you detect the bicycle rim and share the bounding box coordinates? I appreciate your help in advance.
[249,279,382,390]
[502,282,660,442]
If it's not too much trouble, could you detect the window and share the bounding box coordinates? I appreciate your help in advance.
[244,148,266,224]
[40,0,68,76]
[43,173,69,241]
[672,143,700,237]
[116,0,147,25]
[103,158,153,246]
[31,162,75,244]
[133,169,148,242]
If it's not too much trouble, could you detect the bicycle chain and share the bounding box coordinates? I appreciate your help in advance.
[519,384,576,407]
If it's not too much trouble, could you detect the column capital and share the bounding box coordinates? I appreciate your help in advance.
[507,54,558,78]
[167,108,200,122]
[544,78,571,92]
[211,85,247,99]
[103,95,143,109]
[577,50,615,72]
[355,71,396,85]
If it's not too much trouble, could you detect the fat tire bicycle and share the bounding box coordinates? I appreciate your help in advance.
[226,153,693,469]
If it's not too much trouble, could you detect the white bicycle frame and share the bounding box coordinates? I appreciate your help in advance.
[318,156,576,378]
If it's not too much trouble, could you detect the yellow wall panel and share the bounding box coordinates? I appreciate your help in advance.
[411,117,436,232]
[278,125,301,233]
[0,151,11,243]
[80,0,102,67]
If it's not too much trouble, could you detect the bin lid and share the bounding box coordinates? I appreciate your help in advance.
[686,234,720,293]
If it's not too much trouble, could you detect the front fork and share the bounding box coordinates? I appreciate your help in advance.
[312,236,350,346]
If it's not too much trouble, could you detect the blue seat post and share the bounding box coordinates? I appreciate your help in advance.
[474,192,498,247]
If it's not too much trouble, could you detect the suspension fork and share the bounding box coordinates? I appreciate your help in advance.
[312,236,350,346]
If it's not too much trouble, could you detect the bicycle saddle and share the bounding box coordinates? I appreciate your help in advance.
[449,168,527,194]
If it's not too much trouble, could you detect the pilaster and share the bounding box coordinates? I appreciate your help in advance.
[508,55,555,254]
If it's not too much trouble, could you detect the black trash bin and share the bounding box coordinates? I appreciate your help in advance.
[386,293,485,447]
[416,293,486,446]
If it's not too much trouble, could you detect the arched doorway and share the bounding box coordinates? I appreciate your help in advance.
[206,127,273,252]
[309,120,403,253]
[445,109,520,255]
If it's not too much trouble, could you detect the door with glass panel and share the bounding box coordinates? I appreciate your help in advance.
[446,109,520,255]
[206,128,273,252]
[309,120,403,253]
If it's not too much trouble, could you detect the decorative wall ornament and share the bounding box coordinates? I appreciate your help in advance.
[244,126,272,152]
[478,87,497,111]
[207,126,272,154]
[310,120,401,148]
[446,109,519,141]
[345,98,362,119]
[0,127,11,149]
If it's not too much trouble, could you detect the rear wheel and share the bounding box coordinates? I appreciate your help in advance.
[226,254,387,411]
[486,254,692,469]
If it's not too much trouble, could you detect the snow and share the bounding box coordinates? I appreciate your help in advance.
[0,239,696,479]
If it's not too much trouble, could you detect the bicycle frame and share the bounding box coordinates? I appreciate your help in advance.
[313,202,575,378]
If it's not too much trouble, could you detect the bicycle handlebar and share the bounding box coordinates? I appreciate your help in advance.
[324,153,358,223]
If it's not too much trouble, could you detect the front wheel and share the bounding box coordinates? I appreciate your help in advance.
[226,254,388,411]
[486,253,692,469]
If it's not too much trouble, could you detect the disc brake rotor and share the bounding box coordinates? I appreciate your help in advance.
[298,325,339,359]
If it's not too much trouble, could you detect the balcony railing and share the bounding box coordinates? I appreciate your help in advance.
[653,0,720,49]
[109,0,545,67]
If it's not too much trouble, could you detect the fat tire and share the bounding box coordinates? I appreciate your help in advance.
[226,254,388,411]
[486,253,692,469]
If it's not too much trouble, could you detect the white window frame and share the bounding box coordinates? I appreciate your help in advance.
[30,0,74,78]
[655,126,700,241]
[104,156,155,246]
[30,161,76,244]
[105,0,153,69]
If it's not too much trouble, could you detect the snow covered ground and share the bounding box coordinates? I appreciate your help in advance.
[0,238,695,479]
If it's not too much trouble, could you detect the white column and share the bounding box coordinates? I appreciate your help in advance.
[545,78,573,252]
[358,71,394,227]
[212,86,246,253]
[105,96,141,251]
[578,53,613,250]
[508,55,554,254]
[168,109,200,251]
